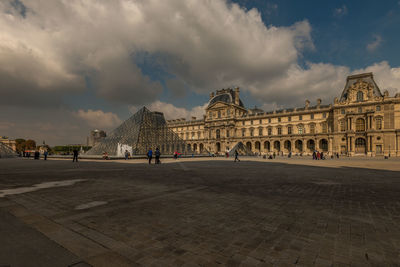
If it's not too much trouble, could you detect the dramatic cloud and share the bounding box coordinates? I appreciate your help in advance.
[366,35,383,52]
[333,5,348,18]
[73,109,122,128]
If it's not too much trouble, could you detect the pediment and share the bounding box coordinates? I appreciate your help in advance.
[206,101,230,110]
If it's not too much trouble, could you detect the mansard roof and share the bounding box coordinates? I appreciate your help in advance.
[208,88,244,108]
[340,72,383,101]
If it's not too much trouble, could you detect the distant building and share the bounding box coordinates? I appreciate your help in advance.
[167,73,400,157]
[87,130,106,146]
[0,136,16,151]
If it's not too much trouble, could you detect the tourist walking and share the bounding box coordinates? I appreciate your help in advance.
[124,150,129,160]
[147,148,153,164]
[234,150,240,162]
[72,149,79,162]
[312,151,316,160]
[44,150,48,160]
[155,148,161,164]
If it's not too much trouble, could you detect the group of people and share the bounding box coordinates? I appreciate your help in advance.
[21,150,49,160]
[147,148,161,164]
[312,150,325,160]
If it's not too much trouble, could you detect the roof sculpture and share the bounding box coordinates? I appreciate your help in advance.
[0,143,17,158]
[86,107,192,156]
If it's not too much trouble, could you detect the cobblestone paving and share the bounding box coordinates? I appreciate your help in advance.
[0,158,400,266]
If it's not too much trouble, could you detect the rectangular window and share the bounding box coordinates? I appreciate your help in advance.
[250,129,254,136]
[309,124,315,134]
[226,130,230,137]
[242,121,245,126]
[288,116,291,122]
[323,112,327,118]
[277,127,282,135]
[251,120,253,125]
[376,105,381,111]
[259,128,263,136]
[268,128,272,135]
[259,119,262,124]
[242,129,245,137]
[341,109,345,114]
[299,115,303,120]
[298,126,303,134]
[268,118,271,123]
[376,118,382,130]
[310,114,314,119]
[322,123,327,133]
[340,120,345,131]
[278,117,281,122]
[288,126,292,135]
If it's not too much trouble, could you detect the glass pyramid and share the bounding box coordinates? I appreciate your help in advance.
[86,107,192,156]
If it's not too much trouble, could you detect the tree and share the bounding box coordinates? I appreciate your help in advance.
[15,139,26,152]
[25,139,36,150]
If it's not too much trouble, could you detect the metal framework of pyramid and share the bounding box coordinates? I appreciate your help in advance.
[0,143,17,158]
[86,107,192,156]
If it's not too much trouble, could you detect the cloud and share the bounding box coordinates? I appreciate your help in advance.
[353,61,400,96]
[0,0,313,107]
[333,5,348,18]
[366,35,383,52]
[73,109,122,128]
[130,101,208,120]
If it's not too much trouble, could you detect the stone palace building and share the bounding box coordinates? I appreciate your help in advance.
[167,73,400,157]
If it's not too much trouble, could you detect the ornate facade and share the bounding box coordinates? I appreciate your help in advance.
[167,73,400,157]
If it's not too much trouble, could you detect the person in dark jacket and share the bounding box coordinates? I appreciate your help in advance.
[155,148,161,164]
[73,149,79,162]
[234,150,240,162]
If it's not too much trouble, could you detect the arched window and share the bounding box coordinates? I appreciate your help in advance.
[357,91,364,102]
[356,118,365,132]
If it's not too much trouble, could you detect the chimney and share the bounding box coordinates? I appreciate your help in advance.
[234,87,240,105]
[305,99,310,109]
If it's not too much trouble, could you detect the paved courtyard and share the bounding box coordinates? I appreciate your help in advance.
[0,157,399,266]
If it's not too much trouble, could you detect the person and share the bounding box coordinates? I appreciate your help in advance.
[34,150,40,160]
[73,149,79,162]
[173,151,178,159]
[273,152,276,159]
[320,152,324,160]
[312,151,316,160]
[316,151,321,160]
[234,150,240,162]
[155,147,161,164]
[147,148,153,164]
[44,150,48,160]
[124,150,129,160]
[288,151,292,158]
[102,152,109,160]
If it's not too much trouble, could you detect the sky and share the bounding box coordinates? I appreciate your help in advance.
[1,0,400,145]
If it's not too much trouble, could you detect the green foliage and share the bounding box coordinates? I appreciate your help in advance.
[15,138,26,152]
[25,139,36,150]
